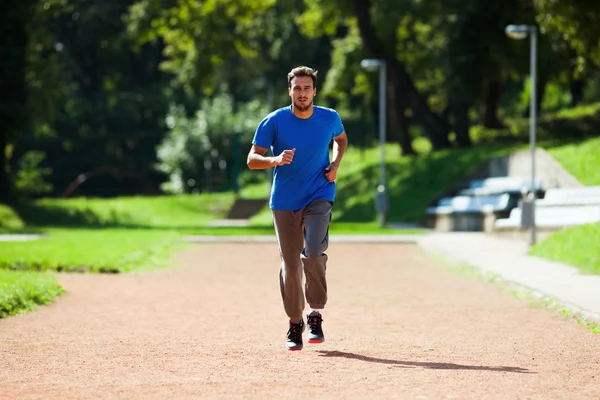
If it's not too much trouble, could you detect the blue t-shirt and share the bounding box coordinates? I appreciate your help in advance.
[252,105,345,210]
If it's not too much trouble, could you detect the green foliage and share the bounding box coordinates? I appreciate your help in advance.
[530,223,600,275]
[14,151,53,197]
[156,92,269,193]
[0,204,24,230]
[12,0,175,199]
[0,229,184,273]
[470,102,600,145]
[536,0,600,74]
[0,270,64,318]
[127,0,276,91]
[5,0,600,204]
[12,193,234,229]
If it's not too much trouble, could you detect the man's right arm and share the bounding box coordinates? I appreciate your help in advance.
[247,145,295,170]
[247,145,278,170]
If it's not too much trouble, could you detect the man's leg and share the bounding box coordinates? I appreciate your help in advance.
[272,209,305,325]
[301,199,332,343]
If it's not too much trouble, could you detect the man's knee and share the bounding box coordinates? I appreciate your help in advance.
[303,243,327,258]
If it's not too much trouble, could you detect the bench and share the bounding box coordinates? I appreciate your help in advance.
[494,186,600,229]
[459,176,543,196]
[425,194,513,232]
[536,186,600,206]
[495,204,600,229]
[427,194,512,214]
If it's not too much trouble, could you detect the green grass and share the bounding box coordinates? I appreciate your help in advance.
[0,269,65,318]
[546,137,600,185]
[0,204,25,230]
[11,193,234,229]
[527,135,600,274]
[530,223,600,274]
[0,229,185,273]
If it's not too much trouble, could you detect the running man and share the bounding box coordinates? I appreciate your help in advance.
[247,66,348,351]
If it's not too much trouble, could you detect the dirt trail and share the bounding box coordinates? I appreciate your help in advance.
[1,243,599,399]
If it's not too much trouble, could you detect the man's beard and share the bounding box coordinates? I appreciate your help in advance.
[294,99,313,111]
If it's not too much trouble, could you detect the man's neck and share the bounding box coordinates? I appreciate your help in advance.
[291,104,314,119]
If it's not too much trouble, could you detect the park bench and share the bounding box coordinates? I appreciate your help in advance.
[425,176,545,232]
[425,193,515,232]
[494,185,600,230]
[458,176,543,196]
[537,186,600,206]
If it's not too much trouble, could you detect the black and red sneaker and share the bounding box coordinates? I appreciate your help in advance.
[286,318,305,351]
[307,312,325,344]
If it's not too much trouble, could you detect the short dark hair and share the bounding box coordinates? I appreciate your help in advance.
[287,66,318,89]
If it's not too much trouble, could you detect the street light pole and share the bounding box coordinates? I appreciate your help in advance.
[529,26,538,246]
[361,58,388,227]
[505,24,538,246]
[378,61,387,227]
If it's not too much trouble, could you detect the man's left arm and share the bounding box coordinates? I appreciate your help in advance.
[325,131,348,182]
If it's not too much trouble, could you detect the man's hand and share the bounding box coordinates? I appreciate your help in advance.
[275,148,295,166]
[324,163,338,182]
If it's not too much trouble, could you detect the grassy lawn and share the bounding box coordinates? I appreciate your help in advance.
[527,135,600,274]
[11,193,235,230]
[0,204,25,230]
[546,136,600,186]
[0,269,65,318]
[0,229,185,273]
[530,223,600,274]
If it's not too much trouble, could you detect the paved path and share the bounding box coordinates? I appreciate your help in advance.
[1,241,599,399]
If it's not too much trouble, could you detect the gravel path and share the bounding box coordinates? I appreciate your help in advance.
[1,243,598,399]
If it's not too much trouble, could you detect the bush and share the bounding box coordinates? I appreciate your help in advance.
[156,92,269,194]
[470,102,600,145]
[0,204,24,230]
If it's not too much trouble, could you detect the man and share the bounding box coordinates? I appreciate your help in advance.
[247,66,348,351]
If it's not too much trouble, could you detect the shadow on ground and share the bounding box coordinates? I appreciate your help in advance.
[316,350,533,373]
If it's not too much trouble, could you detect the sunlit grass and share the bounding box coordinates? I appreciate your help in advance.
[0,229,185,273]
[0,269,65,318]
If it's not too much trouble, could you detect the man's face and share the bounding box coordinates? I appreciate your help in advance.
[289,76,316,111]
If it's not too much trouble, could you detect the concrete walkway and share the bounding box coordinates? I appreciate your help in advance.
[417,232,600,324]
[0,234,45,242]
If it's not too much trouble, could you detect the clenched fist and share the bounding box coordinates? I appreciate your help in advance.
[275,148,295,166]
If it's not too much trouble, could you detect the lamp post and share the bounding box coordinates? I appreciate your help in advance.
[505,24,538,246]
[361,58,388,227]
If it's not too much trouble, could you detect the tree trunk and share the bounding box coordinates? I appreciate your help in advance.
[353,0,451,150]
[0,132,11,203]
[570,78,584,107]
[387,78,416,156]
[522,74,547,118]
[449,98,472,148]
[482,79,504,129]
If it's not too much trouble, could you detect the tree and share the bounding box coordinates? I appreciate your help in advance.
[13,0,174,197]
[0,0,37,202]
[298,0,454,154]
